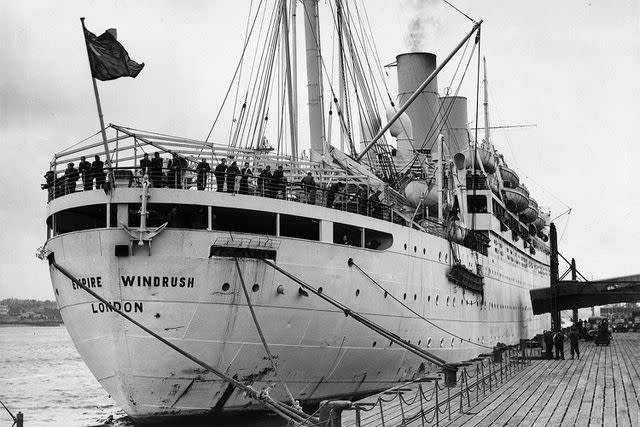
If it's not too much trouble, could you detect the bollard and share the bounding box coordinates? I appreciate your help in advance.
[319,400,352,427]
[16,412,23,427]
[444,365,458,388]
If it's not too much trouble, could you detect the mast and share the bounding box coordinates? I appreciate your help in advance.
[281,0,298,159]
[291,0,298,155]
[337,0,346,152]
[482,56,492,150]
[303,0,326,162]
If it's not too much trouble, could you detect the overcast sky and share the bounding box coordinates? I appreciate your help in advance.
[1,0,639,300]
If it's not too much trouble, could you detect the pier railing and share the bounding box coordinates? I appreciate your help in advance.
[319,343,537,427]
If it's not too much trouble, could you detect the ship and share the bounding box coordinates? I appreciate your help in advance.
[40,1,551,422]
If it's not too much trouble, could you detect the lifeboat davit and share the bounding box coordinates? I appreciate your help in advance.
[503,185,529,213]
[520,198,539,224]
[464,144,496,174]
[499,165,519,189]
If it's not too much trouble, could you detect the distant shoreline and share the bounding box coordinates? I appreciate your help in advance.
[0,320,63,327]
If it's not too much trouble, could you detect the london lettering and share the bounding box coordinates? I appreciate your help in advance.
[120,275,195,288]
[91,301,143,314]
[72,276,102,290]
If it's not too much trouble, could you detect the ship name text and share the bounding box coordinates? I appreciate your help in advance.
[120,275,195,288]
[91,301,143,314]
[72,276,102,290]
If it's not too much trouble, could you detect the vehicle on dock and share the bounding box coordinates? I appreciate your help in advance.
[39,2,552,422]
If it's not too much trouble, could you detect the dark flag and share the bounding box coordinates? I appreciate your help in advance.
[83,26,144,81]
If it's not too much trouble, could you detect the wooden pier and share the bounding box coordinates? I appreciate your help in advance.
[337,334,640,426]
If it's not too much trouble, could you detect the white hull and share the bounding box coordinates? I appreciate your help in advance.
[47,190,549,421]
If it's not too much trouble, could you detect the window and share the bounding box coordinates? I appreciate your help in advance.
[52,204,106,235]
[280,214,319,240]
[364,228,393,250]
[129,203,207,229]
[467,195,487,213]
[214,207,276,235]
[333,223,362,247]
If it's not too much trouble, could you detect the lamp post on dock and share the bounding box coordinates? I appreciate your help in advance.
[550,223,560,331]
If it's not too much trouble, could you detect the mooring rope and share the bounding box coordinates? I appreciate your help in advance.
[48,260,316,425]
[348,258,493,350]
[233,257,298,406]
[261,259,454,371]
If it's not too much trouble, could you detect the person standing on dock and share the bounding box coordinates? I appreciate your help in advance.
[568,327,580,360]
[553,329,565,360]
[543,330,554,359]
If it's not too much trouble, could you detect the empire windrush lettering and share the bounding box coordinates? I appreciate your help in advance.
[91,301,143,313]
[72,276,102,290]
[120,275,195,288]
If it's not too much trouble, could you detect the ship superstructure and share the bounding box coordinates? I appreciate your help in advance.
[42,1,551,421]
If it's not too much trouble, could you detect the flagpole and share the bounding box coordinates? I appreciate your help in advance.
[80,17,112,172]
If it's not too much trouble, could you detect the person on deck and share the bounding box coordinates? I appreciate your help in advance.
[64,162,79,194]
[272,165,287,199]
[326,181,345,208]
[195,158,211,190]
[258,165,273,197]
[214,158,227,192]
[42,170,56,201]
[553,329,565,360]
[301,172,316,204]
[240,162,253,195]
[78,156,92,191]
[92,155,105,189]
[151,152,163,187]
[226,161,240,194]
[139,153,152,178]
[568,327,580,360]
[167,153,181,189]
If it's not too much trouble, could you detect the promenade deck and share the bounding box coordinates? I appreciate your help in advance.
[340,333,640,426]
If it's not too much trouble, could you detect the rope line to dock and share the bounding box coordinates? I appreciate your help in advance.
[48,260,316,426]
[233,257,298,407]
[348,258,493,350]
[0,399,16,426]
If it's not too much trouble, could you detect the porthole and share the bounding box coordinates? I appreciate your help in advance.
[389,341,393,347]
[404,243,407,250]
[418,340,422,345]
[440,337,444,347]
[446,296,450,306]
[423,248,426,255]
[427,338,432,347]
[438,251,442,261]
[451,337,455,347]
[445,254,448,262]
[427,295,431,302]
[318,286,323,294]
[222,282,230,291]
[452,297,456,307]
[414,246,417,252]
[413,294,417,301]
[435,295,439,305]
[356,289,360,297]
[373,341,377,347]
[403,293,407,300]
[384,291,388,298]
[252,284,260,292]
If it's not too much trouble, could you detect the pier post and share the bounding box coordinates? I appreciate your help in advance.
[16,412,23,427]
[549,223,560,331]
[571,258,578,323]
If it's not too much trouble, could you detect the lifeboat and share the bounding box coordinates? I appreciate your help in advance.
[499,165,519,189]
[464,144,496,174]
[502,185,529,213]
[519,198,539,224]
[403,180,438,208]
[533,215,545,231]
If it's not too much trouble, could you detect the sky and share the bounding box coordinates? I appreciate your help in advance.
[1,0,639,300]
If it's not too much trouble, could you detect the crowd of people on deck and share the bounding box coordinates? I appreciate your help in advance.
[42,154,386,217]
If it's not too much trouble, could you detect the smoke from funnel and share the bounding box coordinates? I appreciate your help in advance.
[403,0,442,52]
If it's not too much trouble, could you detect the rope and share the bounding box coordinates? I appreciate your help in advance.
[443,0,476,23]
[0,399,16,423]
[261,259,452,369]
[349,259,493,350]
[49,260,315,425]
[233,257,297,406]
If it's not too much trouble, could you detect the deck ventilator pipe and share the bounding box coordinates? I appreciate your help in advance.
[48,259,315,425]
[261,259,455,375]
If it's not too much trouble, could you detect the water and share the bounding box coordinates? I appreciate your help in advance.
[0,325,128,427]
[0,326,288,426]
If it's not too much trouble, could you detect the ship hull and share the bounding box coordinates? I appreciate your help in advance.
[48,219,548,421]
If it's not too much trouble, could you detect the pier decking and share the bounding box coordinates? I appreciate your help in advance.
[339,333,640,426]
